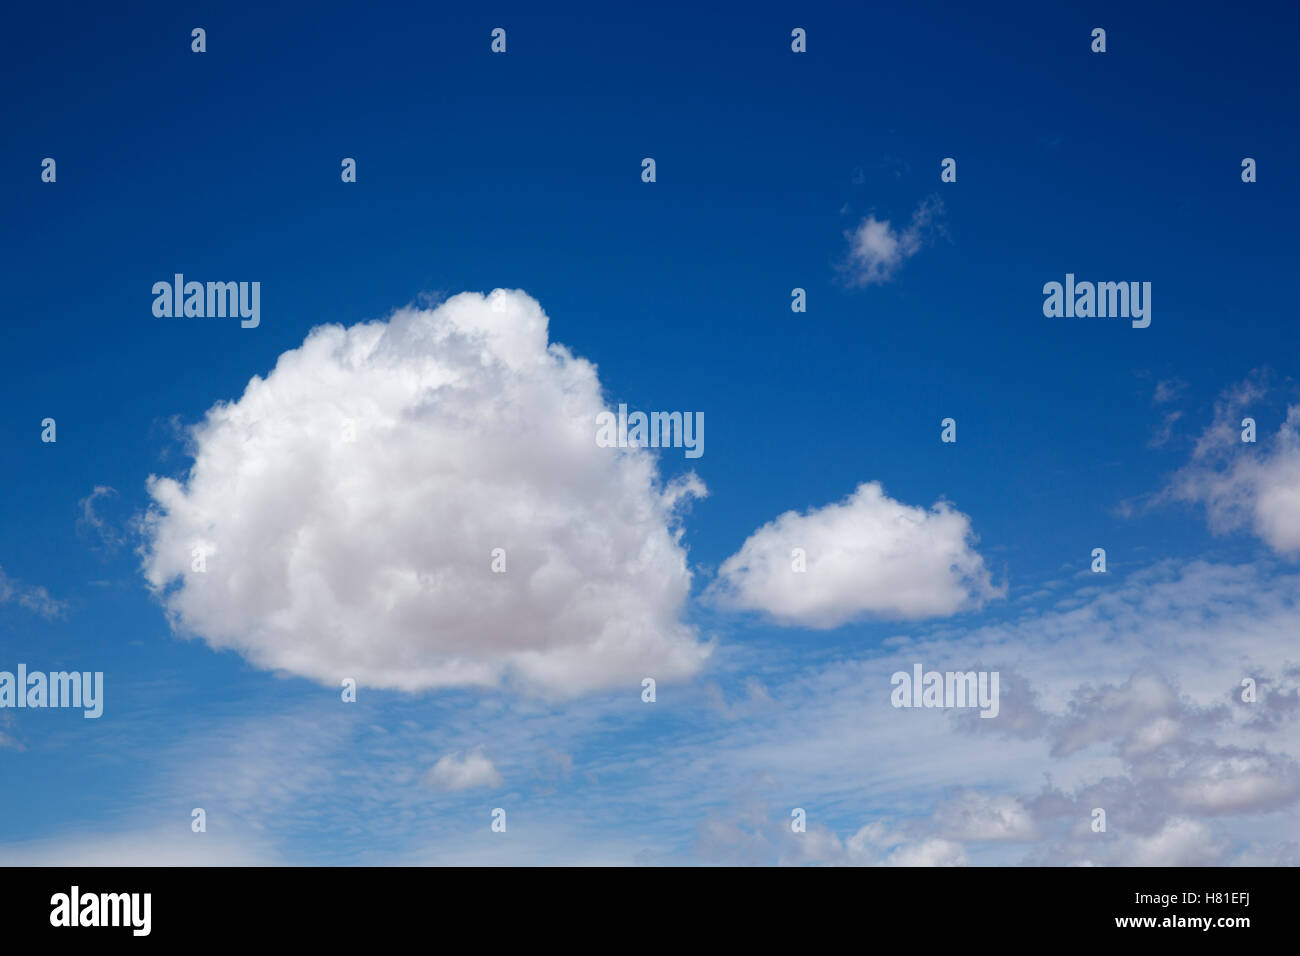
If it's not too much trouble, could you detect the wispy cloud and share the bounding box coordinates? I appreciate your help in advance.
[0,565,64,619]
[839,196,943,287]
[1153,377,1188,405]
[1164,373,1300,554]
[77,485,125,551]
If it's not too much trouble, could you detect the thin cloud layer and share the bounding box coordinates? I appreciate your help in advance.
[691,560,1300,867]
[709,482,1001,627]
[11,558,1296,866]
[140,290,710,697]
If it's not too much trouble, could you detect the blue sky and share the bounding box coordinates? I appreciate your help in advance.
[1,1,1298,865]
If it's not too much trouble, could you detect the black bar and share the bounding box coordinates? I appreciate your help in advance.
[0,866,1281,943]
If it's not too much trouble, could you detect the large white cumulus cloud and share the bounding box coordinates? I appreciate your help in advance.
[141,290,710,696]
[708,482,1000,627]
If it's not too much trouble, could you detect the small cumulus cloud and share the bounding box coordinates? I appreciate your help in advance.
[425,749,503,792]
[708,481,1001,627]
[839,197,943,287]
